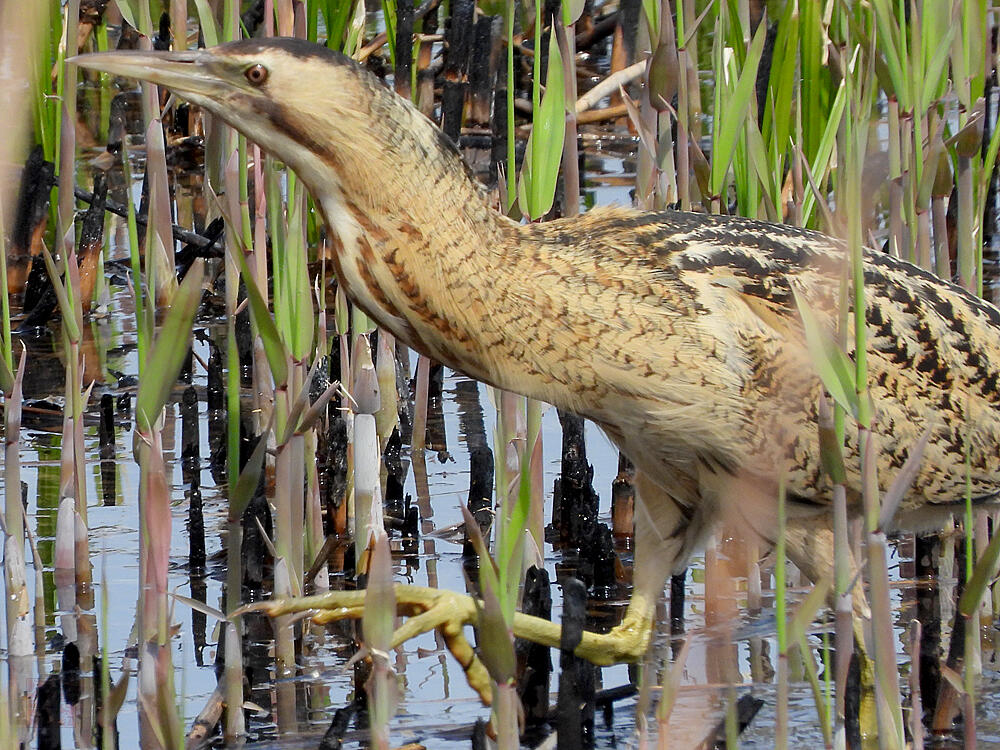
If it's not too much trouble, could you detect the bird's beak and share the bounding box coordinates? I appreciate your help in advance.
[69,50,225,100]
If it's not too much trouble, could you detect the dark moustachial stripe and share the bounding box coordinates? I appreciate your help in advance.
[252,96,345,172]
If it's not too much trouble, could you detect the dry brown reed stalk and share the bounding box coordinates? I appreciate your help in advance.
[410,353,431,453]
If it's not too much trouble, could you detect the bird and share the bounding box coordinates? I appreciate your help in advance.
[74,38,1000,699]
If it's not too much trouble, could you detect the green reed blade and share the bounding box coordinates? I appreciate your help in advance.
[709,16,766,202]
[193,0,220,47]
[792,288,859,419]
[134,260,205,433]
[518,18,566,220]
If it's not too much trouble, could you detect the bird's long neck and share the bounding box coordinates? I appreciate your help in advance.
[290,74,521,385]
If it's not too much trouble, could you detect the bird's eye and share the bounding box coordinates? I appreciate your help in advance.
[244,64,269,85]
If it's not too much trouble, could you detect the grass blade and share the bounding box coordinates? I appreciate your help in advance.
[135,260,205,432]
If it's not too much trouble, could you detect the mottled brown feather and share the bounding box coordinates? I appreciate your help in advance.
[85,37,1000,593]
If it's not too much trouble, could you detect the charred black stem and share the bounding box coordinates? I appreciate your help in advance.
[394,0,414,98]
[318,700,359,750]
[72,184,222,252]
[467,16,497,126]
[557,577,596,749]
[441,0,476,139]
[551,411,599,545]
[99,393,117,505]
[180,385,200,485]
[456,378,494,554]
[709,694,764,749]
[36,673,61,750]
[915,533,941,722]
[12,146,53,256]
[517,565,553,725]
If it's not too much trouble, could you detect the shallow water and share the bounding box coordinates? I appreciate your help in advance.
[6,86,1000,750]
[11,309,1000,746]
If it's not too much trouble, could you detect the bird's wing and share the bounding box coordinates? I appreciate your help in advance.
[672,227,1000,514]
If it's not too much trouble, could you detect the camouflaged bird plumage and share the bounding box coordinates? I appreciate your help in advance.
[473,209,1000,534]
[72,37,1000,670]
[245,35,1000,538]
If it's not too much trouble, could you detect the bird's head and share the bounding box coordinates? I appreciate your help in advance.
[73,38,408,193]
[73,37,492,259]
[73,37,508,356]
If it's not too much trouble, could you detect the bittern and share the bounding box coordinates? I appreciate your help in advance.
[76,39,1000,694]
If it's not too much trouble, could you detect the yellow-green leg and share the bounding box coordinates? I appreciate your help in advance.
[240,469,692,703]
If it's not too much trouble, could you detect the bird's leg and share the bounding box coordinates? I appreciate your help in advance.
[241,471,690,697]
[243,546,665,674]
[562,469,692,664]
[507,589,657,665]
[237,582,652,702]
[785,523,878,740]
[512,473,692,665]
[709,472,879,739]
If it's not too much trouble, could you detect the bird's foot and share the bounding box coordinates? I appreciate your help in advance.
[238,586,657,702]
[238,586,494,701]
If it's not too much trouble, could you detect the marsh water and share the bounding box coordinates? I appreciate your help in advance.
[7,10,1000,749]
[7,135,1000,749]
